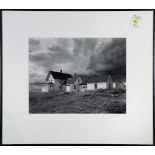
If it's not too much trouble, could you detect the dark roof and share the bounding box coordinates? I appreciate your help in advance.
[46,71,72,81]
[87,75,126,83]
[87,75,109,83]
[79,82,87,85]
[107,75,112,83]
[61,81,67,85]
[66,76,79,84]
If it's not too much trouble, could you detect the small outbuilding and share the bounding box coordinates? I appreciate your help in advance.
[66,75,83,92]
[87,75,111,90]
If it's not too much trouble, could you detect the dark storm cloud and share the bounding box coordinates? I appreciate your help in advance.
[30,40,74,65]
[87,38,126,75]
[73,38,98,56]
[29,38,126,82]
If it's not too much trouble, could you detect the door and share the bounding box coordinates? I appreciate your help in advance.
[66,86,71,92]
[94,83,97,89]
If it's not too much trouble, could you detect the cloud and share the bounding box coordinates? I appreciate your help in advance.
[29,38,41,53]
[29,38,126,82]
[87,38,126,74]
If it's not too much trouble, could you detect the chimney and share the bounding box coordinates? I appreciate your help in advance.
[60,70,62,73]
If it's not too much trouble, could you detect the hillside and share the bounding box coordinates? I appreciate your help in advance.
[29,89,126,114]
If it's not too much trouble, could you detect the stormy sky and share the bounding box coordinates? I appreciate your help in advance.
[29,38,126,83]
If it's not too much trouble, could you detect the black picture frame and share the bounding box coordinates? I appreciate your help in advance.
[0,9,154,146]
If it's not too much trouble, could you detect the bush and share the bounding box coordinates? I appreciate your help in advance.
[83,94,92,97]
[106,102,126,113]
[63,92,70,95]
[97,89,106,93]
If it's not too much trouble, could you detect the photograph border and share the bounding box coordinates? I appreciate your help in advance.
[29,37,126,114]
[0,9,154,146]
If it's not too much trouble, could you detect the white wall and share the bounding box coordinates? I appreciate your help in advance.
[87,82,107,90]
[66,86,71,92]
[97,82,106,89]
[48,74,55,83]
[54,79,61,91]
[113,82,116,88]
[70,76,83,92]
[87,83,95,90]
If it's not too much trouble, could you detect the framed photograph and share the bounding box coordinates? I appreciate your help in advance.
[0,10,154,145]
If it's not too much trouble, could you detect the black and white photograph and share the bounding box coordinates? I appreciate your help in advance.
[29,38,126,114]
[1,10,154,145]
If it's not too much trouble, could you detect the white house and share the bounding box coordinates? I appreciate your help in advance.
[66,75,83,92]
[87,75,114,90]
[42,70,125,93]
[42,70,72,92]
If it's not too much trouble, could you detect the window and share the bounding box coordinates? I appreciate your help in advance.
[95,83,97,89]
[83,85,87,88]
[74,85,76,89]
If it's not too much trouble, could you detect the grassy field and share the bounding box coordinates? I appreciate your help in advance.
[29,89,126,114]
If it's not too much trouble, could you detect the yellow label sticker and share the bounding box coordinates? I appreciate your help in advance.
[131,15,141,27]
[133,17,139,26]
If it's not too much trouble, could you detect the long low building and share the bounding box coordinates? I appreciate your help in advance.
[41,70,126,92]
[86,75,115,90]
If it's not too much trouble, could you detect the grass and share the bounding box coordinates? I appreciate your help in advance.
[29,89,126,114]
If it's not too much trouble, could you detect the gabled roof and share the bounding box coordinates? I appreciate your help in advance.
[46,71,72,81]
[66,76,79,84]
[107,75,112,83]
